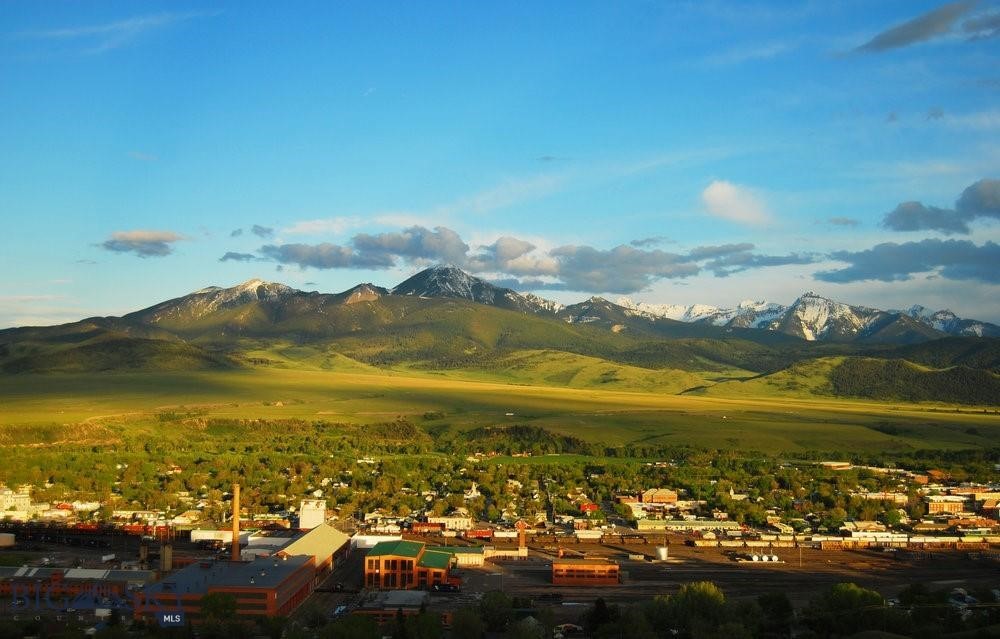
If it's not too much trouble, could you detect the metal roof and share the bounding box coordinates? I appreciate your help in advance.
[279,523,349,564]
[417,550,452,570]
[366,540,424,558]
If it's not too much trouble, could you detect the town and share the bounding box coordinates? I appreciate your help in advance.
[2,448,999,638]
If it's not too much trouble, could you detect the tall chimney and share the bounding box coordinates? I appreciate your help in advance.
[231,483,241,562]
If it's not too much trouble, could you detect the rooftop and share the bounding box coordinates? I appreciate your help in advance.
[417,550,452,570]
[552,558,618,566]
[142,556,312,597]
[367,540,425,558]
[278,523,350,564]
[427,546,484,555]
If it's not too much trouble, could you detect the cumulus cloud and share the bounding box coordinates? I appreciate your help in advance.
[352,226,470,265]
[251,225,820,294]
[883,201,970,234]
[219,252,259,263]
[701,180,770,225]
[856,1,977,52]
[230,228,244,237]
[251,224,274,239]
[704,251,816,277]
[881,178,1000,234]
[100,230,184,257]
[259,243,394,270]
[547,244,700,293]
[815,239,1000,284]
[630,236,670,247]
[686,243,755,261]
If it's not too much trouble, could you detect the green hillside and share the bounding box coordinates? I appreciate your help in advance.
[829,358,1000,405]
[699,356,1000,406]
[419,349,710,393]
[0,337,235,373]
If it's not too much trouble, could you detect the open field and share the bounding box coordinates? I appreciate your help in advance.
[1,367,998,453]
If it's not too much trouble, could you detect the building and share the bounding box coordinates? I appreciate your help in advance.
[364,540,452,590]
[134,522,350,622]
[427,546,486,567]
[427,515,473,531]
[277,523,350,586]
[641,489,678,504]
[551,558,620,586]
[298,500,327,530]
[926,496,969,514]
[134,555,316,620]
[0,567,155,600]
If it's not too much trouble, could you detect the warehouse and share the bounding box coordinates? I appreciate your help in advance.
[133,554,315,620]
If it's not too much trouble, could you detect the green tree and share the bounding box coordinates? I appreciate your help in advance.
[451,608,486,639]
[479,591,514,632]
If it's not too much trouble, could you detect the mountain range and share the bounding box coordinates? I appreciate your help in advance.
[2,265,998,405]
[127,264,992,343]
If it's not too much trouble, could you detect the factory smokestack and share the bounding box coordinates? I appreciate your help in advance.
[231,483,241,562]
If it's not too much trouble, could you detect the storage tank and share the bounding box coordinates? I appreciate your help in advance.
[751,554,760,562]
[0,533,14,548]
[770,554,779,562]
[655,546,669,561]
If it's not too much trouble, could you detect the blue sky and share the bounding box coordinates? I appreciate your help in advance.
[2,1,999,327]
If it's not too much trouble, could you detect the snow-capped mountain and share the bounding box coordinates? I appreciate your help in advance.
[774,292,885,341]
[130,279,297,324]
[119,267,996,344]
[617,290,995,343]
[392,264,561,315]
[617,297,786,328]
[902,305,1000,338]
[339,283,389,305]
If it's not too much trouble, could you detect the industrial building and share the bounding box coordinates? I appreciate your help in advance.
[364,540,453,590]
[134,555,316,620]
[551,558,620,586]
[133,522,350,622]
[298,499,327,530]
[0,566,156,600]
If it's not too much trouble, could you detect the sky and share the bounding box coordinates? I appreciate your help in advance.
[2,1,999,328]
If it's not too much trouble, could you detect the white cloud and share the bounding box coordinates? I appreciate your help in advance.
[282,217,364,236]
[701,180,771,225]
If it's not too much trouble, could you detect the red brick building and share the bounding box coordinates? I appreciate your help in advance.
[551,558,620,586]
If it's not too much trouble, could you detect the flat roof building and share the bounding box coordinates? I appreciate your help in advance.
[551,558,620,586]
[134,522,350,621]
[134,555,315,620]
